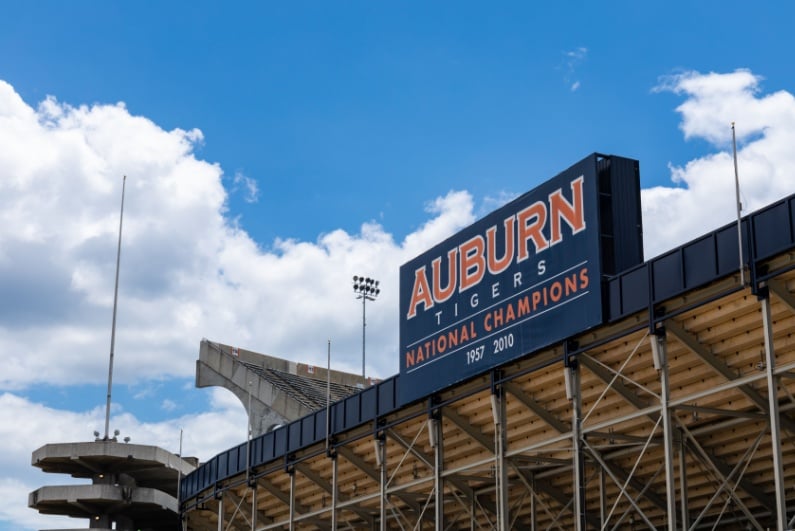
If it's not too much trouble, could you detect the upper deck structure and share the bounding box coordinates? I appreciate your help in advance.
[181,155,795,529]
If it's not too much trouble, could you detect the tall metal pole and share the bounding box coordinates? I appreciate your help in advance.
[104,175,126,440]
[247,381,253,488]
[732,123,745,287]
[326,339,331,452]
[353,276,380,380]
[362,295,367,379]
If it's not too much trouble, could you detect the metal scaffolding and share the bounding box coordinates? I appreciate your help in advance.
[183,255,795,530]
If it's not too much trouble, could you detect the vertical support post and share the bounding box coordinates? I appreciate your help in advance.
[379,436,387,531]
[568,360,586,531]
[599,467,606,527]
[679,431,689,529]
[761,292,787,528]
[654,330,677,531]
[530,473,537,531]
[251,484,258,531]
[288,469,296,531]
[491,385,508,531]
[217,495,224,531]
[430,416,444,530]
[331,453,338,531]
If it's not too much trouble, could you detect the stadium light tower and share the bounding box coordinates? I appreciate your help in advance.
[352,275,380,379]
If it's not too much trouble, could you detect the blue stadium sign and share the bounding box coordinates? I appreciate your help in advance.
[398,154,605,405]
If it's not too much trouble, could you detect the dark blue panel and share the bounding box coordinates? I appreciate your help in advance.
[302,415,316,443]
[607,276,622,321]
[652,250,683,302]
[229,447,240,474]
[251,436,263,466]
[218,452,228,478]
[753,201,792,259]
[262,432,275,461]
[333,402,346,432]
[716,225,742,276]
[289,421,302,452]
[621,265,648,315]
[683,236,716,289]
[314,409,328,442]
[238,442,248,472]
[361,387,377,421]
[274,427,287,456]
[345,395,361,426]
[399,154,605,405]
[378,378,396,414]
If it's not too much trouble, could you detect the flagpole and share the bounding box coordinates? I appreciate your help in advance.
[326,339,331,452]
[731,123,745,287]
[104,175,126,440]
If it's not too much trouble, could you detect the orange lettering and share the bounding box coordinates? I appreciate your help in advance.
[549,176,585,245]
[407,267,433,319]
[432,248,458,303]
[517,201,548,262]
[486,216,515,274]
[459,235,486,291]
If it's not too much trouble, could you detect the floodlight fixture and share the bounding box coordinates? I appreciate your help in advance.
[353,275,380,379]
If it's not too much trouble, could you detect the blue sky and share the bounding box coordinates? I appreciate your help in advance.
[4,1,790,245]
[3,2,795,529]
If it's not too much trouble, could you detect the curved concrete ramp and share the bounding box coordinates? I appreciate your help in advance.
[196,339,368,437]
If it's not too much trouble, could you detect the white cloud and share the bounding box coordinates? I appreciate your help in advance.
[232,171,260,203]
[0,80,476,396]
[644,69,795,257]
[1,388,247,530]
[561,46,588,91]
[5,69,795,529]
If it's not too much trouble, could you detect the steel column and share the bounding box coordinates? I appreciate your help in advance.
[218,495,224,531]
[761,293,787,529]
[679,430,689,529]
[289,470,295,531]
[655,331,677,531]
[379,437,387,531]
[569,362,586,531]
[331,454,338,531]
[431,417,444,530]
[251,485,257,531]
[599,467,606,526]
[491,386,509,531]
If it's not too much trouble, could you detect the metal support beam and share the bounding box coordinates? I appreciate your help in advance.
[654,331,677,531]
[289,470,295,531]
[761,293,788,528]
[568,362,586,531]
[492,386,509,531]
[679,430,689,529]
[336,446,423,515]
[331,454,338,531]
[666,318,795,435]
[378,436,387,531]
[504,381,570,433]
[430,417,444,530]
[218,495,224,531]
[578,354,649,411]
[251,485,258,531]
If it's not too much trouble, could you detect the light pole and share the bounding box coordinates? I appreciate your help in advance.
[352,275,380,379]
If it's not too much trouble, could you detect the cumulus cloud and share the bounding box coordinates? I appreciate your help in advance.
[644,69,795,257]
[6,69,795,529]
[0,79,477,529]
[1,389,247,530]
[0,80,475,395]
